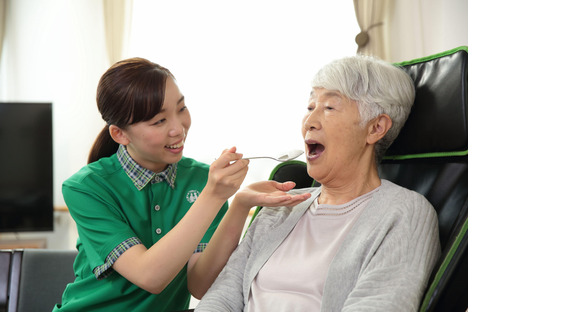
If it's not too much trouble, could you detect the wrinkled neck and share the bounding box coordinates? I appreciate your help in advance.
[318,163,380,205]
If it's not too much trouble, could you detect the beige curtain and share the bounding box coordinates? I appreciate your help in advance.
[103,0,133,65]
[385,0,427,63]
[387,0,467,63]
[353,0,389,60]
[355,0,468,63]
[0,0,6,63]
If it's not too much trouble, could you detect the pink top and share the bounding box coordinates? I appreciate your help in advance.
[248,187,379,311]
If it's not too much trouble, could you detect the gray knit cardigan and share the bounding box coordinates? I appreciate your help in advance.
[196,180,441,312]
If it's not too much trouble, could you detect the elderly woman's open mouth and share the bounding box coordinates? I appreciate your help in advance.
[306,140,325,160]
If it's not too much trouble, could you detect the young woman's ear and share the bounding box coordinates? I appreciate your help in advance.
[109,125,130,145]
[367,114,393,145]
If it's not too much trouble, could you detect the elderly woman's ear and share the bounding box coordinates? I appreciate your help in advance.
[366,114,393,145]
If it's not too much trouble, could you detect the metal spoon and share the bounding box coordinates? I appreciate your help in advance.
[243,149,304,162]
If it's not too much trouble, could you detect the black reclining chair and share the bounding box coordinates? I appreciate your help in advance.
[250,46,468,312]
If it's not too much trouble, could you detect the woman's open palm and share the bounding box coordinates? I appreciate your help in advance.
[234,180,311,209]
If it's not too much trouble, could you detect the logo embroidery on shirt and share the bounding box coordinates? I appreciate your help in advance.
[186,190,200,203]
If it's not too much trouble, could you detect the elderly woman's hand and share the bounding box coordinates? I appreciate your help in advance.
[231,181,312,210]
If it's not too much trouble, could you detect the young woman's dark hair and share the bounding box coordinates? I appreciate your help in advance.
[87,58,174,163]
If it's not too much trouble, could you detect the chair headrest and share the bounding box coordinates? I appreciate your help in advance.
[385,47,468,160]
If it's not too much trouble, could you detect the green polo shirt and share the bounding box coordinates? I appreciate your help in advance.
[53,146,227,312]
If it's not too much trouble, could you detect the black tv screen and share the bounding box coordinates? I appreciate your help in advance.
[0,102,53,232]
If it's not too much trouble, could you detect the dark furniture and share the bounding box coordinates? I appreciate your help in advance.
[0,102,54,233]
[0,249,77,312]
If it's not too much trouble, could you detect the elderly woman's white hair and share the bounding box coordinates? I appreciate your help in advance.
[310,54,415,163]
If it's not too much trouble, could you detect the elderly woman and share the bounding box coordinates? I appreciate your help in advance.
[195,55,441,311]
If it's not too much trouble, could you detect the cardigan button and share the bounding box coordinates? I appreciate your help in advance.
[154,205,161,211]
[155,228,162,235]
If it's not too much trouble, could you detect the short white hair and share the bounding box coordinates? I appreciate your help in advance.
[311,54,415,162]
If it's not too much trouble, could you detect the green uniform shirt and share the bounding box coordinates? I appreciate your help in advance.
[53,146,227,312]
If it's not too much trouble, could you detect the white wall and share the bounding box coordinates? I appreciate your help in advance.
[0,0,110,248]
[128,0,362,191]
[0,0,110,209]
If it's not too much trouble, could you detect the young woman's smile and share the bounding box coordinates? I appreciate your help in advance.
[165,137,185,152]
[122,77,191,172]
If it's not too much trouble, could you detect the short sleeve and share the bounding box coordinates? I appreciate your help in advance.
[63,178,141,278]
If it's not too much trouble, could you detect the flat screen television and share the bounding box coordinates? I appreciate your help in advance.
[0,102,53,232]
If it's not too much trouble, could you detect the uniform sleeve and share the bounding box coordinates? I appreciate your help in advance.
[63,178,141,279]
[342,194,441,311]
[195,201,229,254]
[195,209,255,312]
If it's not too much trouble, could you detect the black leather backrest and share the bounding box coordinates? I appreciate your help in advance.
[380,46,468,253]
[270,161,313,189]
[387,47,468,157]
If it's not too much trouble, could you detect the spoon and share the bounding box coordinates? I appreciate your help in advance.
[243,149,304,162]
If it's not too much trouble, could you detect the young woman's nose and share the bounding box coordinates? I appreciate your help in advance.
[168,121,185,137]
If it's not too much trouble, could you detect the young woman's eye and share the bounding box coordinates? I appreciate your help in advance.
[153,118,166,125]
[179,106,188,112]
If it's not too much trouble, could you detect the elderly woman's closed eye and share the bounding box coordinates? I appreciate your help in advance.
[195,55,441,312]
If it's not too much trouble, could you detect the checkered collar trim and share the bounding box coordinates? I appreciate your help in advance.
[116,145,177,191]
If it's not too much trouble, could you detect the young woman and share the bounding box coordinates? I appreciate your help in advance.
[53,57,310,312]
